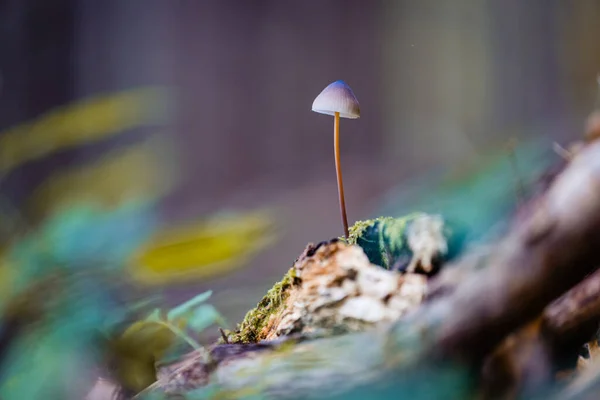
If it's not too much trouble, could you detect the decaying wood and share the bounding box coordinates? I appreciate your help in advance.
[429,140,600,362]
[479,267,600,400]
[225,239,428,345]
[262,242,427,340]
[480,319,553,400]
[148,141,600,399]
[541,267,600,355]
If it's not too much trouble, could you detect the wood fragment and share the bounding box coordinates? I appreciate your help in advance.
[541,267,600,366]
[479,267,600,399]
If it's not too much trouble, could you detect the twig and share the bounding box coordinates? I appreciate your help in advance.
[219,327,229,344]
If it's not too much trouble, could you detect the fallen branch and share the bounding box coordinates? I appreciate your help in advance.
[479,267,600,399]
[541,267,600,357]
[428,140,600,362]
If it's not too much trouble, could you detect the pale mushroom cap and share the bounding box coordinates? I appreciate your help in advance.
[312,80,360,119]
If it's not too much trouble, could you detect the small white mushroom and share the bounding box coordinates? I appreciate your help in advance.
[312,80,361,238]
[312,80,360,119]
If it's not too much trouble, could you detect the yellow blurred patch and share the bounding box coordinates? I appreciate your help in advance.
[128,210,277,285]
[0,86,169,174]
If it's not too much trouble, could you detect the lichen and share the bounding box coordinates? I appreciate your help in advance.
[227,267,297,344]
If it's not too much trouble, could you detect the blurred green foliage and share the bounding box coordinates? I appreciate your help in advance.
[377,137,553,247]
[110,290,225,393]
[0,200,225,399]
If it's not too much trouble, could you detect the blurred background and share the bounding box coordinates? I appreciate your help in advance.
[1,0,600,329]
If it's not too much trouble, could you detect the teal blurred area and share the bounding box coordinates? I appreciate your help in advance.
[376,136,555,248]
[7,201,158,292]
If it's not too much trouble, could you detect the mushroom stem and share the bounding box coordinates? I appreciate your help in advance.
[334,111,349,238]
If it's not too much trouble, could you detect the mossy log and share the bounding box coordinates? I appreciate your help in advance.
[226,267,297,344]
[226,211,452,346]
[137,140,600,400]
[225,240,427,346]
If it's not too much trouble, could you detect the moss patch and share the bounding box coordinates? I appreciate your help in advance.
[227,267,297,344]
[346,214,465,273]
[346,217,396,245]
[346,215,422,270]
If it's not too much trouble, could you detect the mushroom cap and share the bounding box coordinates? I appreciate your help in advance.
[312,80,360,119]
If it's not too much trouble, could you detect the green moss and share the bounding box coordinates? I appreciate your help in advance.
[227,267,297,344]
[346,217,399,246]
[346,215,418,270]
[346,214,465,271]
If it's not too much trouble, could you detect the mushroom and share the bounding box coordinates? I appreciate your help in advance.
[312,80,360,238]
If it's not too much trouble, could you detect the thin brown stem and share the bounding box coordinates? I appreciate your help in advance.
[334,112,349,238]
